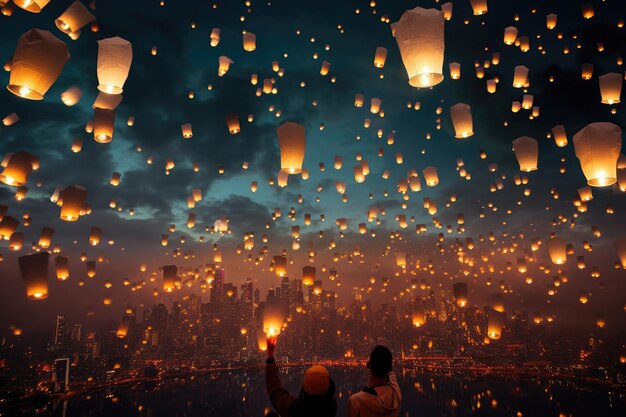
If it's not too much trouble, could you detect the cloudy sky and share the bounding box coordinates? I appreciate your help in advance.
[0,0,625,336]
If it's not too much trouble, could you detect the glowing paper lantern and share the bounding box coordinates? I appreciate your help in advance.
[93,108,115,143]
[14,0,50,13]
[97,37,133,94]
[7,29,69,100]
[55,1,95,35]
[395,252,407,268]
[19,252,49,300]
[302,266,316,286]
[469,0,488,15]
[373,47,387,68]
[546,13,557,29]
[38,227,54,249]
[449,62,460,79]
[614,237,626,268]
[61,86,82,106]
[181,123,193,139]
[163,265,177,292]
[551,125,568,147]
[573,122,621,186]
[512,136,539,172]
[548,236,567,264]
[599,73,622,104]
[2,113,19,126]
[0,151,38,186]
[55,256,69,280]
[487,309,504,339]
[59,185,87,221]
[243,32,256,51]
[412,310,426,327]
[503,26,518,45]
[0,215,19,239]
[393,7,445,88]
[210,28,221,47]
[453,282,468,307]
[273,255,287,277]
[450,103,474,138]
[513,65,528,88]
[276,122,305,174]
[263,297,287,336]
[423,167,439,186]
[226,113,240,134]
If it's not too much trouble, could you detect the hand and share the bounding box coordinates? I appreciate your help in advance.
[267,335,277,358]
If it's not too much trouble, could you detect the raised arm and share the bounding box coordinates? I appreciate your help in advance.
[387,370,403,405]
[265,336,297,417]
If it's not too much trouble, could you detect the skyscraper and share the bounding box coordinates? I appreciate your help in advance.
[211,268,225,307]
[54,315,66,350]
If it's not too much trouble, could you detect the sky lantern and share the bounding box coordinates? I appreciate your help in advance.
[243,32,256,51]
[55,256,69,280]
[581,2,594,19]
[210,28,221,46]
[93,108,115,143]
[412,310,426,327]
[395,252,407,268]
[276,121,306,174]
[263,297,287,337]
[449,62,460,79]
[548,236,567,264]
[59,185,87,221]
[0,216,19,240]
[512,136,539,172]
[503,26,518,45]
[573,123,621,187]
[320,61,330,76]
[273,255,287,277]
[55,1,95,35]
[38,227,54,249]
[423,167,439,186]
[0,151,39,186]
[450,103,474,138]
[441,2,453,20]
[393,7,445,88]
[226,113,240,134]
[302,266,316,286]
[19,252,49,300]
[546,13,557,29]
[14,0,51,12]
[513,65,528,88]
[7,29,69,100]
[469,0,488,15]
[581,63,593,80]
[163,265,177,292]
[487,309,504,340]
[97,37,132,94]
[61,86,82,106]
[181,123,193,139]
[598,73,622,104]
[2,113,19,126]
[551,125,568,147]
[614,238,626,268]
[89,227,102,246]
[93,92,122,110]
[577,186,593,202]
[374,47,387,68]
[453,282,468,307]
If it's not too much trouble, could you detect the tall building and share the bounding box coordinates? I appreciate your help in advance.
[211,268,226,307]
[70,324,82,342]
[241,278,254,320]
[54,315,66,349]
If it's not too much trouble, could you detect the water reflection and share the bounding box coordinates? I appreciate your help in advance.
[19,366,626,417]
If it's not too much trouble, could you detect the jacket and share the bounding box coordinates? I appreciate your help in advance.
[347,371,402,417]
[265,358,337,417]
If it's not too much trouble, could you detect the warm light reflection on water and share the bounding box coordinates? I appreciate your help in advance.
[14,366,626,417]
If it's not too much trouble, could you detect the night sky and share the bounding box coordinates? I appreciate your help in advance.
[0,0,625,336]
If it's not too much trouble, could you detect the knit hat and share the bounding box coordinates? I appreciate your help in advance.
[303,365,330,395]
